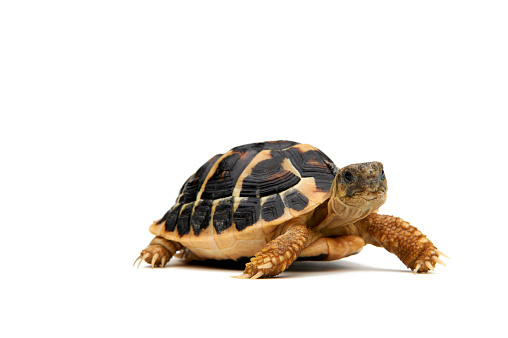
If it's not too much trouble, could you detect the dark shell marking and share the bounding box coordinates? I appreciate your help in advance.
[283,189,310,212]
[213,197,234,234]
[177,203,193,236]
[162,204,182,232]
[240,151,301,198]
[234,197,261,231]
[159,141,337,236]
[191,200,212,236]
[261,194,285,222]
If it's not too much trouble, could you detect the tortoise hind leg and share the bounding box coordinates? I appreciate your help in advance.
[133,236,183,268]
[236,224,309,279]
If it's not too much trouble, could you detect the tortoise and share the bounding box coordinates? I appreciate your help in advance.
[134,141,447,278]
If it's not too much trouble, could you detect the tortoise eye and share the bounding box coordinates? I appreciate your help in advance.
[380,169,385,180]
[343,171,354,184]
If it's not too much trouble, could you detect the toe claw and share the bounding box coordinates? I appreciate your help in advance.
[425,261,434,271]
[161,256,167,268]
[235,273,251,279]
[258,262,273,269]
[436,250,450,259]
[432,255,446,266]
[414,263,421,274]
[138,253,150,268]
[250,271,264,279]
[133,256,141,267]
[151,253,160,269]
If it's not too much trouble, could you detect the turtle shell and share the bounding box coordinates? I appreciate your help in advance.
[149,141,338,260]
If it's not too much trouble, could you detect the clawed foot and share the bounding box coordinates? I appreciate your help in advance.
[133,244,171,269]
[235,224,308,279]
[235,256,282,279]
[411,247,449,274]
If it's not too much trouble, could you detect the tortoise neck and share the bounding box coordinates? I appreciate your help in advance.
[311,197,373,234]
[329,197,373,224]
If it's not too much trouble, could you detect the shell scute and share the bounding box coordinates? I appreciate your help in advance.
[177,203,193,236]
[261,194,285,222]
[283,189,309,212]
[191,199,212,236]
[163,204,182,232]
[282,146,337,192]
[212,197,234,234]
[233,197,261,231]
[239,150,301,198]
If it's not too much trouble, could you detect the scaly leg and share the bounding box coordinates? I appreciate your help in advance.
[356,213,448,273]
[133,236,183,268]
[236,224,309,279]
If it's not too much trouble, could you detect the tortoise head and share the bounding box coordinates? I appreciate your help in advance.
[331,162,387,209]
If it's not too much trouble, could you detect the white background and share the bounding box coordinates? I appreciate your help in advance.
[1,1,507,337]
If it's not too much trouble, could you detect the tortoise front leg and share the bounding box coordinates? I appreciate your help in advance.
[133,236,183,268]
[356,213,448,273]
[236,224,309,279]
